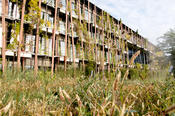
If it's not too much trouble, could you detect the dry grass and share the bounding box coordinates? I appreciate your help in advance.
[0,69,175,115]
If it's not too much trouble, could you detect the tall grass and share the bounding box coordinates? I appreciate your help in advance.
[0,68,175,115]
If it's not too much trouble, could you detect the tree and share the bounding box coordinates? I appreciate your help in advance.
[158,28,175,73]
[158,29,175,54]
[17,0,26,70]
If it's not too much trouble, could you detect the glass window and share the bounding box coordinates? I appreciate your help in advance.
[85,9,88,20]
[59,21,65,33]
[31,35,35,53]
[49,39,52,56]
[41,12,44,19]
[49,16,54,27]
[13,4,20,19]
[60,41,65,56]
[8,2,12,17]
[39,37,45,55]
[72,2,75,15]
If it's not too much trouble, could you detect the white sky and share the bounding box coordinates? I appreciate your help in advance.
[90,0,175,45]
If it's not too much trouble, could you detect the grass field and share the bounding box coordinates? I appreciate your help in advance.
[0,69,175,115]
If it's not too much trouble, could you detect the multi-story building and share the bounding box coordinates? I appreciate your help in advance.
[0,0,156,71]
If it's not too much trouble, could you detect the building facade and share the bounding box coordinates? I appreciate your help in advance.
[0,0,156,71]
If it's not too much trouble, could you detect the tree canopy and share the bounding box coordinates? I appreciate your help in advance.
[158,29,175,55]
[158,28,175,73]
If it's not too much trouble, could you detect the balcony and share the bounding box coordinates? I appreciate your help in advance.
[0,2,20,20]
[42,0,55,7]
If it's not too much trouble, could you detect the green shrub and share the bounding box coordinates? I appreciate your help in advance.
[129,68,140,80]
[127,64,150,80]
[85,61,95,76]
[120,68,127,78]
[140,70,148,79]
[136,63,141,69]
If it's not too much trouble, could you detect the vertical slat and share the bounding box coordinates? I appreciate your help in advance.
[107,13,110,73]
[70,0,75,71]
[79,0,85,71]
[102,10,105,79]
[120,20,124,66]
[51,0,58,75]
[94,6,97,72]
[34,0,41,75]
[82,2,85,71]
[2,0,6,73]
[64,0,68,71]
[87,0,91,58]
[17,0,26,70]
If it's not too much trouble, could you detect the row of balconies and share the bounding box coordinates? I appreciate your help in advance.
[0,35,147,65]
[0,0,155,54]
[7,34,128,62]
[1,0,147,50]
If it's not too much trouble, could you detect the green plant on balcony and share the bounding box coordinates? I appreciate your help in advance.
[8,22,20,50]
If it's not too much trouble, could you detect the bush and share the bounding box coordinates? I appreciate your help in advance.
[85,61,95,76]
[121,68,127,78]
[129,68,140,80]
[127,64,150,80]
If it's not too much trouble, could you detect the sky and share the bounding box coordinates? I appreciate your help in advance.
[90,0,175,45]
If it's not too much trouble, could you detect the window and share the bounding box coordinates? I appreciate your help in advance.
[25,35,35,53]
[91,12,94,23]
[7,2,20,19]
[41,12,44,19]
[60,41,65,56]
[48,16,53,27]
[59,21,65,34]
[24,35,35,53]
[72,2,75,15]
[39,37,45,55]
[13,4,20,19]
[25,35,30,52]
[48,39,52,56]
[85,9,88,21]
[8,2,12,17]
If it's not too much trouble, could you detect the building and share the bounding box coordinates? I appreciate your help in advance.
[0,0,156,71]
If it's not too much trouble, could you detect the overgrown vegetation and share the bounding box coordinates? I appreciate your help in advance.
[0,67,174,115]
